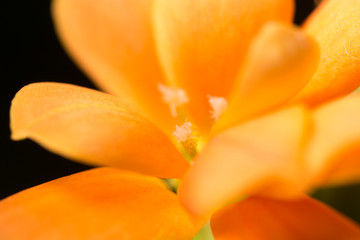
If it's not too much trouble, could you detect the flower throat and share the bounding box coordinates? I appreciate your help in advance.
[158,84,227,161]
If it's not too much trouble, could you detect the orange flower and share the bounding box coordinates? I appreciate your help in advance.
[1,0,360,239]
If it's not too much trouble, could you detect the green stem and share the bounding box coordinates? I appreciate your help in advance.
[193,222,214,240]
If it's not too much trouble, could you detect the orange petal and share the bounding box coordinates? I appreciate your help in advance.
[213,21,319,133]
[292,0,360,105]
[305,93,360,187]
[0,168,206,240]
[52,0,175,134]
[179,106,310,215]
[10,82,188,179]
[211,195,360,240]
[153,0,294,133]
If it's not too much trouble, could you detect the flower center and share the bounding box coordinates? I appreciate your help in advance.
[158,84,228,160]
[173,121,198,159]
[173,122,193,142]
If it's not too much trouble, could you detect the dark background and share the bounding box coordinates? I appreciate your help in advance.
[2,0,360,223]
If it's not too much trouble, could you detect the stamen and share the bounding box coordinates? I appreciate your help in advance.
[173,121,198,159]
[173,122,193,143]
[158,84,189,117]
[208,96,228,120]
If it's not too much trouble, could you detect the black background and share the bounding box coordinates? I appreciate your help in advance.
[2,0,360,223]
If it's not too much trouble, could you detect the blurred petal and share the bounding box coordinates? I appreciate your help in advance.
[293,0,360,105]
[52,0,175,134]
[10,83,188,179]
[0,168,205,240]
[213,22,319,133]
[211,195,360,240]
[305,93,360,187]
[179,106,310,215]
[153,0,294,132]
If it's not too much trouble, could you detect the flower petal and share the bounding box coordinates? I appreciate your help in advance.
[211,195,360,240]
[293,0,360,105]
[0,168,205,240]
[213,22,319,133]
[305,93,360,187]
[153,0,294,132]
[179,106,310,215]
[10,82,188,179]
[52,0,175,134]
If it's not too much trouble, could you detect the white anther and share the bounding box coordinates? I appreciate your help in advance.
[158,84,189,117]
[208,96,228,120]
[173,122,193,143]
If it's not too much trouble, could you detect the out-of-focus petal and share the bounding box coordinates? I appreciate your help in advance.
[153,0,294,133]
[52,0,175,134]
[305,93,360,187]
[0,168,205,240]
[293,0,360,105]
[179,106,310,215]
[213,22,319,133]
[211,195,360,240]
[10,83,188,179]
